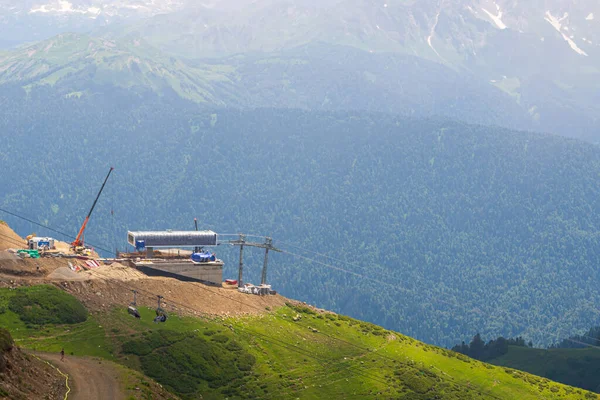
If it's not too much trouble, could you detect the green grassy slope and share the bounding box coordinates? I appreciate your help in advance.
[0,33,532,130]
[490,346,600,394]
[0,33,235,103]
[0,285,597,399]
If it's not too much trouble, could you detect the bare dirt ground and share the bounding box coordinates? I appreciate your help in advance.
[0,221,26,251]
[60,271,288,317]
[0,347,67,400]
[36,352,124,400]
[0,258,289,318]
[34,352,177,400]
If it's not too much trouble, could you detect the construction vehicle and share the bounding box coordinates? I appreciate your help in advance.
[71,167,114,253]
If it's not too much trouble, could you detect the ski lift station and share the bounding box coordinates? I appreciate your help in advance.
[124,230,223,285]
[127,230,218,254]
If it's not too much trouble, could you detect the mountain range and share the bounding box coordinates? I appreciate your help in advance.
[1,0,599,141]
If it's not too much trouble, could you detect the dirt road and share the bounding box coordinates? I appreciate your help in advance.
[35,353,125,400]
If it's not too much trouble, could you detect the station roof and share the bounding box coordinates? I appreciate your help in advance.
[127,231,218,247]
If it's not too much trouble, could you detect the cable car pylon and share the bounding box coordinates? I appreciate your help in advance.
[227,234,281,288]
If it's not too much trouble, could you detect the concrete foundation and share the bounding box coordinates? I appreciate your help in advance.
[133,260,223,286]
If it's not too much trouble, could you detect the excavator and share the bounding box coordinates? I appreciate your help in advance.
[71,167,114,254]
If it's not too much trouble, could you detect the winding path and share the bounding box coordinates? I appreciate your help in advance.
[35,353,125,400]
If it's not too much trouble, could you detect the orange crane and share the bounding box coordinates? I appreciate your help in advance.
[71,167,114,251]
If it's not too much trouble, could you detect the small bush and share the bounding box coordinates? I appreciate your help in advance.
[122,340,153,356]
[211,334,229,344]
[237,353,256,371]
[290,304,316,315]
[0,328,13,352]
[123,330,254,397]
[8,286,87,325]
[225,341,242,352]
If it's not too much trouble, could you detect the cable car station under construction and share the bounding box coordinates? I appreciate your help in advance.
[123,230,223,285]
[0,168,280,297]
[120,230,280,295]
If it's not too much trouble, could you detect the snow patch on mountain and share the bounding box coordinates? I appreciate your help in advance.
[29,1,100,15]
[26,1,184,18]
[544,11,588,56]
[481,3,506,30]
[427,10,444,61]
[586,13,594,21]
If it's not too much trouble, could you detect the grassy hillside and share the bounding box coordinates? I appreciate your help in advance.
[0,33,236,103]
[3,30,596,140]
[0,285,598,399]
[0,34,531,130]
[490,346,600,394]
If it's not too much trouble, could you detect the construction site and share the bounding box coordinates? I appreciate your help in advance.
[0,220,287,318]
[0,167,285,317]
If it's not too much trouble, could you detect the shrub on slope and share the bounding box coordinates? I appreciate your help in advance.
[122,329,253,398]
[8,285,87,326]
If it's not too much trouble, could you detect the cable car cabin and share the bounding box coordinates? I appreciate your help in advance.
[128,290,140,318]
[154,309,167,323]
[154,314,167,323]
[154,296,167,323]
[128,305,141,319]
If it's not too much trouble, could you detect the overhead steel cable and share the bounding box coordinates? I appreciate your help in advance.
[4,203,599,350]
[276,247,600,348]
[0,232,28,248]
[86,268,508,400]
[3,206,599,349]
[73,270,397,394]
[0,207,113,254]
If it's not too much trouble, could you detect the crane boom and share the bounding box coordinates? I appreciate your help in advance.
[71,167,114,248]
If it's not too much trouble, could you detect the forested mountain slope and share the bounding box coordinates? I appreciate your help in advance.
[1,88,600,347]
[491,345,600,394]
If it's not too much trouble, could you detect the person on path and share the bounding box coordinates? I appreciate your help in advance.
[60,348,64,361]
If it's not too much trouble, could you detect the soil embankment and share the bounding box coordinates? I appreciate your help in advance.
[0,330,67,399]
